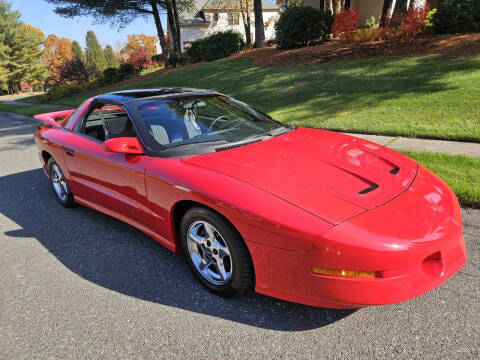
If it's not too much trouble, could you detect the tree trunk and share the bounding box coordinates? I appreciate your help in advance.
[172,0,182,53]
[380,0,395,26]
[254,0,265,48]
[150,1,169,69]
[333,0,342,14]
[327,0,334,13]
[394,0,409,14]
[166,0,180,55]
[240,2,252,46]
[345,0,351,9]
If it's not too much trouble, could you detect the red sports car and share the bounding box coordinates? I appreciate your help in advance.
[34,88,467,308]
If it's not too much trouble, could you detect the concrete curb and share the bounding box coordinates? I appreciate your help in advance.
[346,133,480,158]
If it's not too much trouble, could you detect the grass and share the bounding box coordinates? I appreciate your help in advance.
[28,54,480,142]
[0,103,50,117]
[401,150,480,208]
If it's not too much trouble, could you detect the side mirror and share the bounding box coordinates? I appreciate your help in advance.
[103,137,144,155]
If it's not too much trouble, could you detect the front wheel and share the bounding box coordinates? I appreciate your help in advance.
[180,207,254,297]
[47,157,74,208]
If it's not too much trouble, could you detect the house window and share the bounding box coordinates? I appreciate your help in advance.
[227,12,239,26]
[213,12,219,22]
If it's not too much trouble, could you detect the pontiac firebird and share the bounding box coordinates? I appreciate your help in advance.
[33,88,467,308]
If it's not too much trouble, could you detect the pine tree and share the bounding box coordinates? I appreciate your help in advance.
[0,1,47,93]
[104,45,119,68]
[85,30,107,77]
[71,40,86,63]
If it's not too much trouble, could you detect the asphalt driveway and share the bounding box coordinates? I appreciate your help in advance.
[0,111,479,359]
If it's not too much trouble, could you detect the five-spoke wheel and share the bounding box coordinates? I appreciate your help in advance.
[180,207,254,297]
[47,157,74,207]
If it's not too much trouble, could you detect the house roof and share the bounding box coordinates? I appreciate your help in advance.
[178,0,279,25]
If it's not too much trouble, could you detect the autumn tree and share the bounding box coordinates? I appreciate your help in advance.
[121,34,157,59]
[85,30,107,77]
[104,45,119,68]
[44,34,74,85]
[44,0,195,69]
[0,1,47,93]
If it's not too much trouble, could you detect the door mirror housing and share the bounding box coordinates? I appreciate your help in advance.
[103,137,144,155]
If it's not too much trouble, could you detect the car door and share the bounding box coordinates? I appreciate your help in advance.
[62,101,151,230]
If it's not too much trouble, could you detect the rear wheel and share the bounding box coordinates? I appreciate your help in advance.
[47,158,74,208]
[180,207,253,297]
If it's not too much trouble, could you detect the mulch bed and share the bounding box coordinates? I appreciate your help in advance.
[235,33,480,67]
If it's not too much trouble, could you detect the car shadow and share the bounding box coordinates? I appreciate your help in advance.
[0,168,354,331]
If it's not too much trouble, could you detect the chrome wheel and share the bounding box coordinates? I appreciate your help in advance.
[186,220,233,285]
[51,164,68,202]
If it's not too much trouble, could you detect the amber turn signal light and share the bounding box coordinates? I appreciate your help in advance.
[311,267,376,278]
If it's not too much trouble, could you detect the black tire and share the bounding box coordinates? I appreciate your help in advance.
[47,157,74,208]
[180,206,254,297]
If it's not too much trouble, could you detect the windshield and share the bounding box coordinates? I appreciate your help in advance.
[126,95,289,156]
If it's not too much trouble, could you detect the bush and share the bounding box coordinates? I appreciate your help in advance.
[42,80,98,102]
[118,62,138,79]
[433,0,480,34]
[185,31,245,63]
[401,5,429,41]
[332,8,360,42]
[168,51,190,68]
[274,6,333,49]
[424,8,437,34]
[365,16,378,29]
[102,67,120,85]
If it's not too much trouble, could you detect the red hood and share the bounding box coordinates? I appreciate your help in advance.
[182,127,418,224]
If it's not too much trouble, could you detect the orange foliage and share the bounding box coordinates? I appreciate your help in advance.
[121,34,157,59]
[44,34,73,85]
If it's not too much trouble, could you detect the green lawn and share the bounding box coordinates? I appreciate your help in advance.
[401,150,480,208]
[34,54,480,142]
[0,103,50,117]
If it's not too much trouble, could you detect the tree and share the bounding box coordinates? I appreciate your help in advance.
[71,40,86,63]
[44,34,73,85]
[44,0,193,69]
[0,1,47,93]
[85,30,107,77]
[380,0,395,27]
[253,0,265,48]
[104,45,119,68]
[121,34,157,59]
[239,0,253,46]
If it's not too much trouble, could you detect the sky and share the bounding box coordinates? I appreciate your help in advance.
[11,0,165,49]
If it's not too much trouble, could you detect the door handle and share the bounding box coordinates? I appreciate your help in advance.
[65,148,75,156]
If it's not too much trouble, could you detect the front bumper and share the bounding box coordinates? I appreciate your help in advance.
[251,165,467,308]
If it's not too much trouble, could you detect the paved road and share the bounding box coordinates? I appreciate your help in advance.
[0,112,479,360]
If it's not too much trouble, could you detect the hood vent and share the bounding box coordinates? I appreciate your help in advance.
[358,184,379,195]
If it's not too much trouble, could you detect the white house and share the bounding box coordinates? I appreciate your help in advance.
[155,0,281,54]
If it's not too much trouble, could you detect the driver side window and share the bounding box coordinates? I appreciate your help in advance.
[82,103,136,141]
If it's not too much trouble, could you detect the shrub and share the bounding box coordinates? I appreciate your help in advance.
[332,8,360,42]
[365,16,378,29]
[185,31,245,63]
[401,4,429,41]
[168,51,190,68]
[117,62,138,79]
[274,6,333,49]
[127,47,152,69]
[42,81,97,102]
[102,67,120,85]
[424,8,437,34]
[433,0,480,34]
